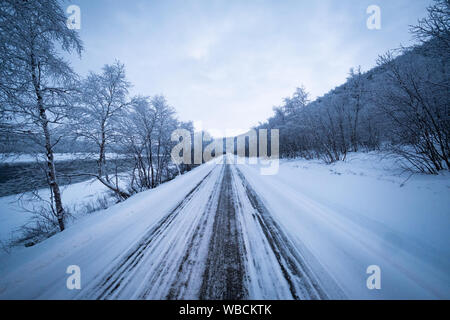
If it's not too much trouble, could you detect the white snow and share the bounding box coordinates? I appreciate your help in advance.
[0,163,214,299]
[237,152,450,299]
[0,178,111,245]
[0,152,448,299]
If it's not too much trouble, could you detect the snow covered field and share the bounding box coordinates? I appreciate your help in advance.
[0,163,215,299]
[0,153,448,299]
[0,177,112,245]
[240,153,450,299]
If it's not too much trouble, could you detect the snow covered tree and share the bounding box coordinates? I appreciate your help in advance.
[120,96,158,191]
[377,49,449,173]
[374,0,449,173]
[282,86,309,117]
[345,66,366,152]
[255,5,449,171]
[73,61,131,200]
[410,0,450,55]
[0,0,83,231]
[118,95,190,193]
[151,95,178,186]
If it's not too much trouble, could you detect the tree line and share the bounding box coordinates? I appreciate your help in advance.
[0,0,195,233]
[256,0,449,174]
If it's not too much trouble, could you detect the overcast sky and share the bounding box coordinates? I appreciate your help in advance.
[65,0,432,137]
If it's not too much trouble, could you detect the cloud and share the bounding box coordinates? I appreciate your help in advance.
[70,0,432,136]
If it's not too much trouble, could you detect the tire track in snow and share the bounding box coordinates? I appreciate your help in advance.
[154,165,224,299]
[234,166,329,299]
[80,159,339,300]
[199,164,248,300]
[79,167,217,299]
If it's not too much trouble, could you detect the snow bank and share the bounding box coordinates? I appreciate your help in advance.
[0,178,112,245]
[237,152,450,299]
[0,163,213,299]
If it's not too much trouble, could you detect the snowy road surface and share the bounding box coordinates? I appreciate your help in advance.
[78,159,341,299]
[0,154,448,299]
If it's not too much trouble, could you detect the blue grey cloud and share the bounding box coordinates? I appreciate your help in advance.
[66,0,432,136]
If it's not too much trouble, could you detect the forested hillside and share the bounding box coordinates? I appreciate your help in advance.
[257,1,449,174]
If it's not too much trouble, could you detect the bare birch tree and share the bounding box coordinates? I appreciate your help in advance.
[0,0,83,231]
[72,61,131,200]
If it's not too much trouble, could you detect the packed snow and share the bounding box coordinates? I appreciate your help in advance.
[0,177,113,245]
[239,152,450,299]
[0,152,448,299]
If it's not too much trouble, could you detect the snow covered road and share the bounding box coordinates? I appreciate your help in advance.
[0,154,448,299]
[75,158,342,299]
